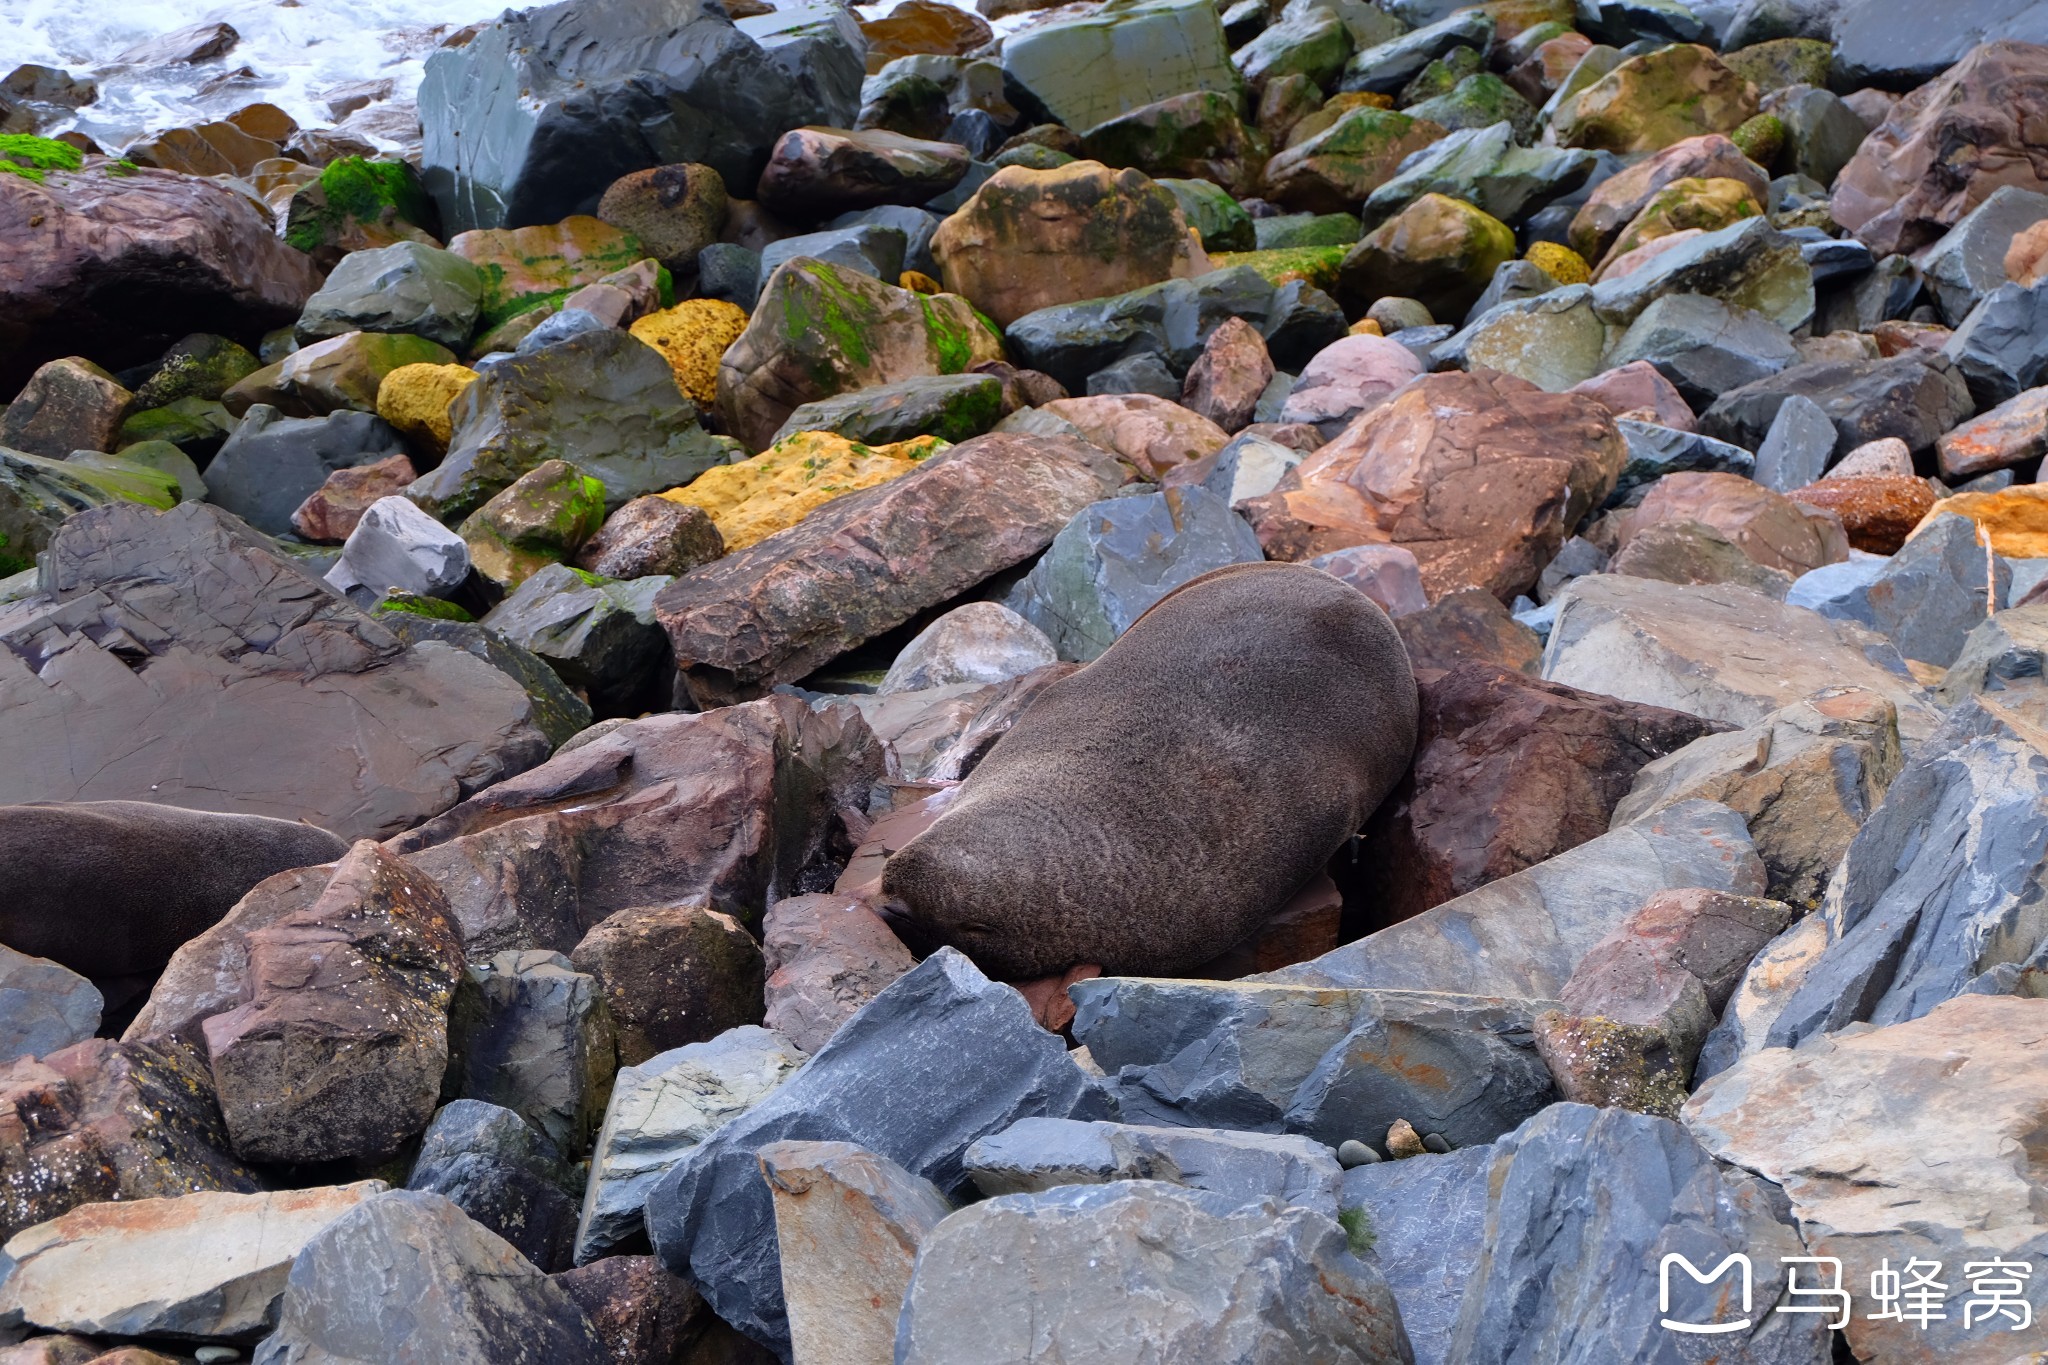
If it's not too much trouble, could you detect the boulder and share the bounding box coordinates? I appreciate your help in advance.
[930,162,1195,329]
[1341,1142,1494,1365]
[295,241,484,350]
[1937,385,2048,480]
[1361,122,1595,228]
[551,1257,709,1365]
[1750,390,1835,491]
[1362,662,1727,924]
[1622,470,1848,575]
[376,614,595,753]
[1606,518,1797,597]
[238,330,458,419]
[326,494,472,602]
[1181,316,1275,432]
[1078,91,1268,200]
[1,358,130,460]
[0,1182,384,1341]
[0,503,552,838]
[387,697,885,940]
[717,258,1003,451]
[375,362,478,457]
[880,602,1057,695]
[596,162,730,272]
[291,452,420,543]
[448,950,617,1153]
[569,903,764,1066]
[1796,511,2010,664]
[410,328,732,523]
[659,429,939,553]
[1309,543,1429,617]
[756,126,968,216]
[252,1191,607,1365]
[1944,279,2048,409]
[1444,1103,1826,1361]
[1338,192,1517,323]
[1605,421,1758,506]
[199,841,464,1165]
[0,161,321,392]
[458,459,607,591]
[644,949,1107,1355]
[418,0,862,229]
[1688,993,2048,1363]
[1588,216,1813,330]
[1277,333,1427,435]
[1036,393,1235,478]
[0,947,100,1062]
[1005,487,1266,661]
[655,432,1124,705]
[1240,369,1625,602]
[1260,108,1448,216]
[965,1117,1342,1214]
[759,1140,954,1365]
[761,893,917,1053]
[1616,685,1903,909]
[1553,43,1759,153]
[769,373,1004,448]
[407,1100,580,1273]
[205,405,410,536]
[1788,473,1938,554]
[1700,350,1975,458]
[1602,294,1796,405]
[998,0,1238,136]
[575,1026,806,1264]
[1340,9,1494,95]
[1831,39,2048,257]
[1543,574,1938,740]
[0,1037,259,1246]
[895,1182,1411,1365]
[1393,585,1544,675]
[1567,133,1767,267]
[574,495,725,580]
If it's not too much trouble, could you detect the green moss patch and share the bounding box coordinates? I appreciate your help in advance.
[0,134,84,183]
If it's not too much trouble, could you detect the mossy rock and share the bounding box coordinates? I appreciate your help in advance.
[659,430,945,551]
[1209,245,1348,292]
[459,457,610,591]
[1157,177,1255,252]
[73,440,206,503]
[1255,211,1364,250]
[1399,47,1484,106]
[1721,38,1833,95]
[132,334,260,408]
[0,133,83,183]
[1337,191,1517,320]
[283,156,438,258]
[116,397,234,460]
[1602,175,1763,269]
[1405,73,1538,142]
[448,217,651,332]
[991,144,1075,171]
[375,591,475,622]
[1730,113,1786,168]
[1554,43,1760,154]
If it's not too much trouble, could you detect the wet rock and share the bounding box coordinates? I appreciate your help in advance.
[1544,574,1936,740]
[998,0,1237,136]
[1277,333,1426,434]
[239,330,457,420]
[1363,122,1595,231]
[645,949,1107,1354]
[204,405,410,536]
[573,496,725,580]
[931,162,1196,329]
[657,432,1122,705]
[1362,662,1728,924]
[412,329,731,524]
[1006,486,1265,662]
[1554,43,1759,154]
[1603,294,1797,405]
[569,904,762,1067]
[1831,39,2048,257]
[1,359,130,460]
[1568,134,1768,267]
[113,20,239,66]
[1260,108,1448,216]
[458,459,607,592]
[1700,350,1976,459]
[1589,217,1814,331]
[1339,193,1517,324]
[1944,279,2048,409]
[0,162,321,392]
[0,948,100,1062]
[1444,1103,1826,1362]
[388,698,885,940]
[0,503,551,837]
[1341,9,1494,95]
[1393,586,1544,675]
[295,242,484,350]
[1079,92,1267,201]
[1179,317,1275,433]
[290,452,419,543]
[759,1140,954,1365]
[966,1117,1342,1214]
[1241,369,1625,602]
[551,1257,708,1365]
[895,1182,1411,1365]
[769,373,1003,448]
[596,163,730,273]
[575,1025,806,1265]
[377,614,595,753]
[130,330,256,409]
[1606,518,1796,597]
[755,126,968,217]
[253,1190,607,1365]
[448,950,616,1153]
[407,1100,580,1273]
[201,840,464,1165]
[1688,993,2048,1363]
[482,565,670,712]
[326,494,472,602]
[0,1183,384,1340]
[757,223,910,291]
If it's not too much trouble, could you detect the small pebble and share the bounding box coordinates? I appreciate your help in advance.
[1336,1139,1381,1167]
[1385,1118,1425,1159]
[1422,1132,1452,1154]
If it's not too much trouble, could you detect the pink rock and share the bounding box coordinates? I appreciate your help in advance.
[1937,388,2048,479]
[1826,436,1913,480]
[1037,393,1229,479]
[762,892,916,1053]
[1306,543,1429,617]
[1592,227,1703,284]
[1570,360,1696,432]
[1180,317,1274,433]
[1277,334,1425,433]
[290,451,419,542]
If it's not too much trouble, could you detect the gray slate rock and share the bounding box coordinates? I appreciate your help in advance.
[376,613,594,748]
[895,1181,1415,1365]
[295,241,484,349]
[1444,1103,1829,1363]
[0,945,101,1060]
[325,494,471,602]
[1915,185,2048,326]
[1203,431,1304,506]
[1006,486,1266,662]
[1260,799,1766,999]
[205,405,409,536]
[1772,85,1866,188]
[696,242,763,308]
[1607,420,1757,507]
[644,948,1108,1357]
[1603,294,1798,407]
[1701,351,1975,461]
[1589,217,1815,332]
[768,373,1002,448]
[1750,391,1834,492]
[515,307,612,355]
[827,204,941,277]
[448,950,617,1153]
[1342,1144,1495,1365]
[965,1117,1343,1216]
[1364,122,1595,227]
[418,0,863,230]
[1340,9,1494,94]
[1830,0,2048,88]
[1794,512,2008,667]
[1940,600,2048,704]
[407,1100,581,1274]
[758,223,908,290]
[482,563,674,715]
[253,1190,608,1365]
[1086,351,1183,398]
[1943,280,2048,409]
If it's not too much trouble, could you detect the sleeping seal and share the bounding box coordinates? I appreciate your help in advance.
[0,800,349,979]
[879,561,1418,979]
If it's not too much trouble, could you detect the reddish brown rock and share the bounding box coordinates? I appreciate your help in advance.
[755,126,971,216]
[1936,387,2048,480]
[857,0,993,70]
[574,495,726,579]
[125,119,282,178]
[1788,474,1938,554]
[761,892,917,1052]
[0,162,321,391]
[290,451,420,542]
[200,840,466,1164]
[1239,369,1625,601]
[1392,585,1544,675]
[570,904,766,1067]
[552,1256,711,1365]
[1039,393,1230,478]
[1507,31,1595,104]
[656,432,1125,705]
[1567,133,1769,266]
[1178,317,1274,434]
[0,1339,102,1365]
[0,1036,259,1246]
[1622,471,1851,574]
[389,698,887,944]
[1361,661,1728,925]
[1569,359,1697,432]
[1,357,131,457]
[1871,319,1953,360]
[1832,41,2048,257]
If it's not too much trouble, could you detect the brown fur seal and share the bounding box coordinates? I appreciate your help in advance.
[878,561,1418,979]
[0,801,348,979]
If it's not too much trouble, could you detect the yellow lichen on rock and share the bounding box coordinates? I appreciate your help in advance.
[1348,317,1384,337]
[1526,241,1590,285]
[630,299,749,407]
[899,270,943,294]
[659,430,946,551]
[1909,489,2048,559]
[375,362,479,455]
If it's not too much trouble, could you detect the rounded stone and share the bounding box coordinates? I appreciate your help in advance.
[596,163,730,272]
[1336,1139,1381,1168]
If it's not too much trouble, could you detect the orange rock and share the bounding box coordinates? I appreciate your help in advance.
[1906,484,2048,558]
[2008,218,2048,285]
[124,120,281,177]
[858,0,993,72]
[1937,388,2048,480]
[1790,475,1938,555]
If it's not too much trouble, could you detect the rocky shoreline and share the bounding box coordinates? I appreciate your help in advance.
[4,0,2048,1360]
